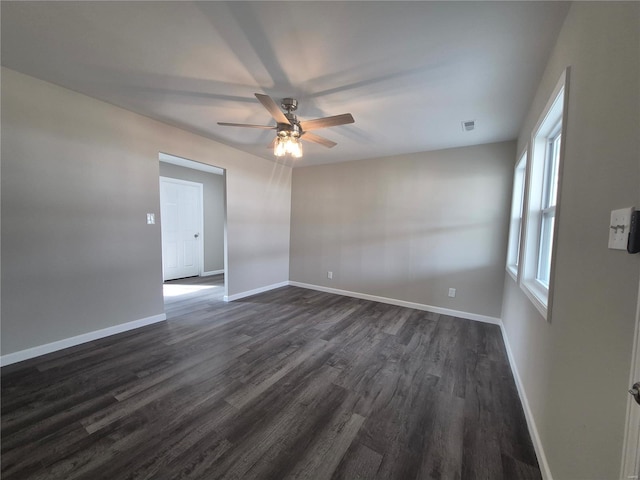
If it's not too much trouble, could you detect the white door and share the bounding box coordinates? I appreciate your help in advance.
[622,273,640,480]
[160,177,203,281]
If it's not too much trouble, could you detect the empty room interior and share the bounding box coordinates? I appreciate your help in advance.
[2,2,640,480]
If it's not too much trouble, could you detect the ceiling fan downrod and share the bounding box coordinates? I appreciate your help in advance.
[279,98,300,137]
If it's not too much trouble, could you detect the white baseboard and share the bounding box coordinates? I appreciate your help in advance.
[0,313,167,367]
[202,269,224,276]
[288,281,502,325]
[223,281,289,302]
[500,325,553,480]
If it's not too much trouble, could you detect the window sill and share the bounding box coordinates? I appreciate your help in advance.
[520,278,549,320]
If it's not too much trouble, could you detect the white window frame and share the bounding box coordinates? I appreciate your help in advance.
[536,126,561,287]
[520,68,569,321]
[506,149,528,281]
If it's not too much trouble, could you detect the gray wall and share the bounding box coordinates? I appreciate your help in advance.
[501,3,640,479]
[1,67,291,355]
[159,163,225,273]
[290,141,515,319]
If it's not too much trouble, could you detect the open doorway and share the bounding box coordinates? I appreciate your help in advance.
[158,152,227,311]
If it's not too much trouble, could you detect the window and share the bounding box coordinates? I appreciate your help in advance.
[519,68,568,320]
[506,150,527,280]
[536,127,561,286]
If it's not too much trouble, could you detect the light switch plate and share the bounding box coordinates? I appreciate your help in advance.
[146,213,155,225]
[608,207,634,250]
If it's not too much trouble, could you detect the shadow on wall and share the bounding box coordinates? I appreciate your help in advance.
[289,142,514,319]
[290,220,507,318]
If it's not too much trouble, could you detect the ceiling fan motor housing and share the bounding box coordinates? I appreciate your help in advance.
[281,98,298,112]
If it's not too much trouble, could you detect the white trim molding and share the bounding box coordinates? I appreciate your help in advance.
[202,269,224,277]
[0,313,167,367]
[621,272,640,480]
[500,325,553,480]
[288,281,501,325]
[159,152,224,176]
[223,281,289,302]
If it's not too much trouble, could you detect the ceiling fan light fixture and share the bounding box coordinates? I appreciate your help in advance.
[274,134,303,158]
[274,137,287,157]
[291,138,303,158]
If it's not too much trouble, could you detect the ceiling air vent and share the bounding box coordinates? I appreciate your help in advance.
[461,120,475,132]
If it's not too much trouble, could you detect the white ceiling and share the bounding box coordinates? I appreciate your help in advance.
[1,1,570,167]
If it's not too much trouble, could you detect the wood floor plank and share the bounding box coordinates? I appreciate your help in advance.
[381,306,413,335]
[1,279,541,480]
[81,400,238,480]
[283,412,365,480]
[417,391,465,480]
[112,341,249,401]
[462,354,505,480]
[1,422,91,479]
[224,338,327,409]
[331,442,383,480]
[82,346,249,434]
[208,366,346,479]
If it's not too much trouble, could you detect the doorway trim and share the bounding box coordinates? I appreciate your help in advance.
[158,152,228,301]
[621,268,640,479]
[159,176,204,281]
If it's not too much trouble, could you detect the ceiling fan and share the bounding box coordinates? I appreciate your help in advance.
[218,93,354,158]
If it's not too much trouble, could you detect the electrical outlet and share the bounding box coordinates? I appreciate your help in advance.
[448,288,456,298]
[327,271,333,279]
[146,213,155,225]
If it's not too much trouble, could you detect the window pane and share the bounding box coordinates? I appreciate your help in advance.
[548,133,561,206]
[537,211,555,286]
[515,218,522,267]
[507,155,527,273]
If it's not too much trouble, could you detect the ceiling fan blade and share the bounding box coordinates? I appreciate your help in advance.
[302,132,337,148]
[255,93,291,125]
[300,113,354,132]
[217,122,276,129]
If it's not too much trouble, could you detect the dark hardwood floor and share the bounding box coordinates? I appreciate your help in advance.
[2,275,541,479]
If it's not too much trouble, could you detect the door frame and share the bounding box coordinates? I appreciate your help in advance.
[159,176,204,281]
[621,267,640,479]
